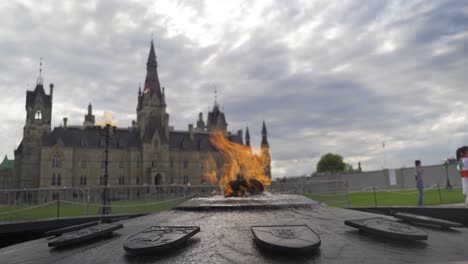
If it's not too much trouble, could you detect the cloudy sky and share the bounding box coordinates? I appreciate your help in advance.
[0,0,467,178]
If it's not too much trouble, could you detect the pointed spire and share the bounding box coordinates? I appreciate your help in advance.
[144,40,162,98]
[147,40,157,68]
[214,86,218,106]
[36,57,43,85]
[138,82,141,96]
[245,126,250,147]
[261,121,269,147]
[262,121,267,135]
[88,103,92,115]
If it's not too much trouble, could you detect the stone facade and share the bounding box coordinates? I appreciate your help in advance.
[10,42,271,189]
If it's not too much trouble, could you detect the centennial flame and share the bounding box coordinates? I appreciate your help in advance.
[202,130,271,196]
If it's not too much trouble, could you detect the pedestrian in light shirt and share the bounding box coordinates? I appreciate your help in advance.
[414,160,424,206]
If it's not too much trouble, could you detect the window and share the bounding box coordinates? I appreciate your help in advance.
[100,176,103,185]
[80,160,87,169]
[152,160,157,168]
[35,110,42,120]
[80,175,87,185]
[118,176,125,185]
[51,156,61,168]
[51,173,56,185]
[136,177,140,185]
[57,174,62,186]
[183,176,189,184]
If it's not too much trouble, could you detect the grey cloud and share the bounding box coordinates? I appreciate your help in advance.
[0,0,467,178]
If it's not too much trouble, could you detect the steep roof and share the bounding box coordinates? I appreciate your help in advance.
[41,126,244,152]
[0,155,14,170]
[42,127,141,149]
[26,84,52,108]
[169,131,243,151]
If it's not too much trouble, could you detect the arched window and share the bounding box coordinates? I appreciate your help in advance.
[100,176,103,185]
[35,110,42,120]
[152,160,157,168]
[80,176,83,185]
[136,176,140,185]
[57,174,62,185]
[52,156,62,168]
[154,174,162,185]
[83,176,87,185]
[51,173,56,185]
[183,176,189,184]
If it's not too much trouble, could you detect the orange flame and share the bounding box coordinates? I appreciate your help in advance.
[202,130,271,196]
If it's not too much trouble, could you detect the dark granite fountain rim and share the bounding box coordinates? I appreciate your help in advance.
[174,194,319,211]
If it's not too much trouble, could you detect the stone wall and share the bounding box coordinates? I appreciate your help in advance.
[0,168,15,189]
[288,163,462,192]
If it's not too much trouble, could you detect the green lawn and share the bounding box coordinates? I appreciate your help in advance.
[0,197,191,222]
[306,187,465,207]
[0,188,465,221]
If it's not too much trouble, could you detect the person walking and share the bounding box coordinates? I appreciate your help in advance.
[414,160,424,206]
[456,146,468,208]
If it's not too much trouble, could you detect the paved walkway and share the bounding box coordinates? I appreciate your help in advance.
[433,203,466,208]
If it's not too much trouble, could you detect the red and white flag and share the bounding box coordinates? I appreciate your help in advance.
[143,87,150,94]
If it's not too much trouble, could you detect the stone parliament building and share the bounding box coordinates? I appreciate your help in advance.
[3,42,271,190]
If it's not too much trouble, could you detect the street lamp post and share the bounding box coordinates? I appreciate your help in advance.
[96,112,117,215]
[444,159,452,189]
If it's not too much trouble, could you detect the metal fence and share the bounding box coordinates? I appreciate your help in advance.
[0,180,349,221]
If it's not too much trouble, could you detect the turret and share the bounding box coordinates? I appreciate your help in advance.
[83,103,95,127]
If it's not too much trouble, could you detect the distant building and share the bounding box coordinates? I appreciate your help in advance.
[8,41,271,190]
[0,155,14,189]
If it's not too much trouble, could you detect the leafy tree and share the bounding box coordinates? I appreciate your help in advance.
[316,153,346,173]
[344,163,353,172]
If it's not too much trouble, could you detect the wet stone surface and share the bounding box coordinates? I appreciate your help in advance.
[48,223,124,247]
[1,195,468,263]
[175,194,318,211]
[344,217,428,241]
[251,225,321,252]
[124,226,200,255]
[45,221,100,237]
[393,212,464,228]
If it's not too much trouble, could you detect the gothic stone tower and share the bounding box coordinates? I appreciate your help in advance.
[261,121,272,178]
[15,69,53,188]
[136,41,171,185]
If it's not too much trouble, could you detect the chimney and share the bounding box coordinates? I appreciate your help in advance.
[63,117,68,128]
[188,124,194,140]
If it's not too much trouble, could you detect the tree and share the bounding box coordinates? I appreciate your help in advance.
[344,163,353,172]
[316,153,346,173]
